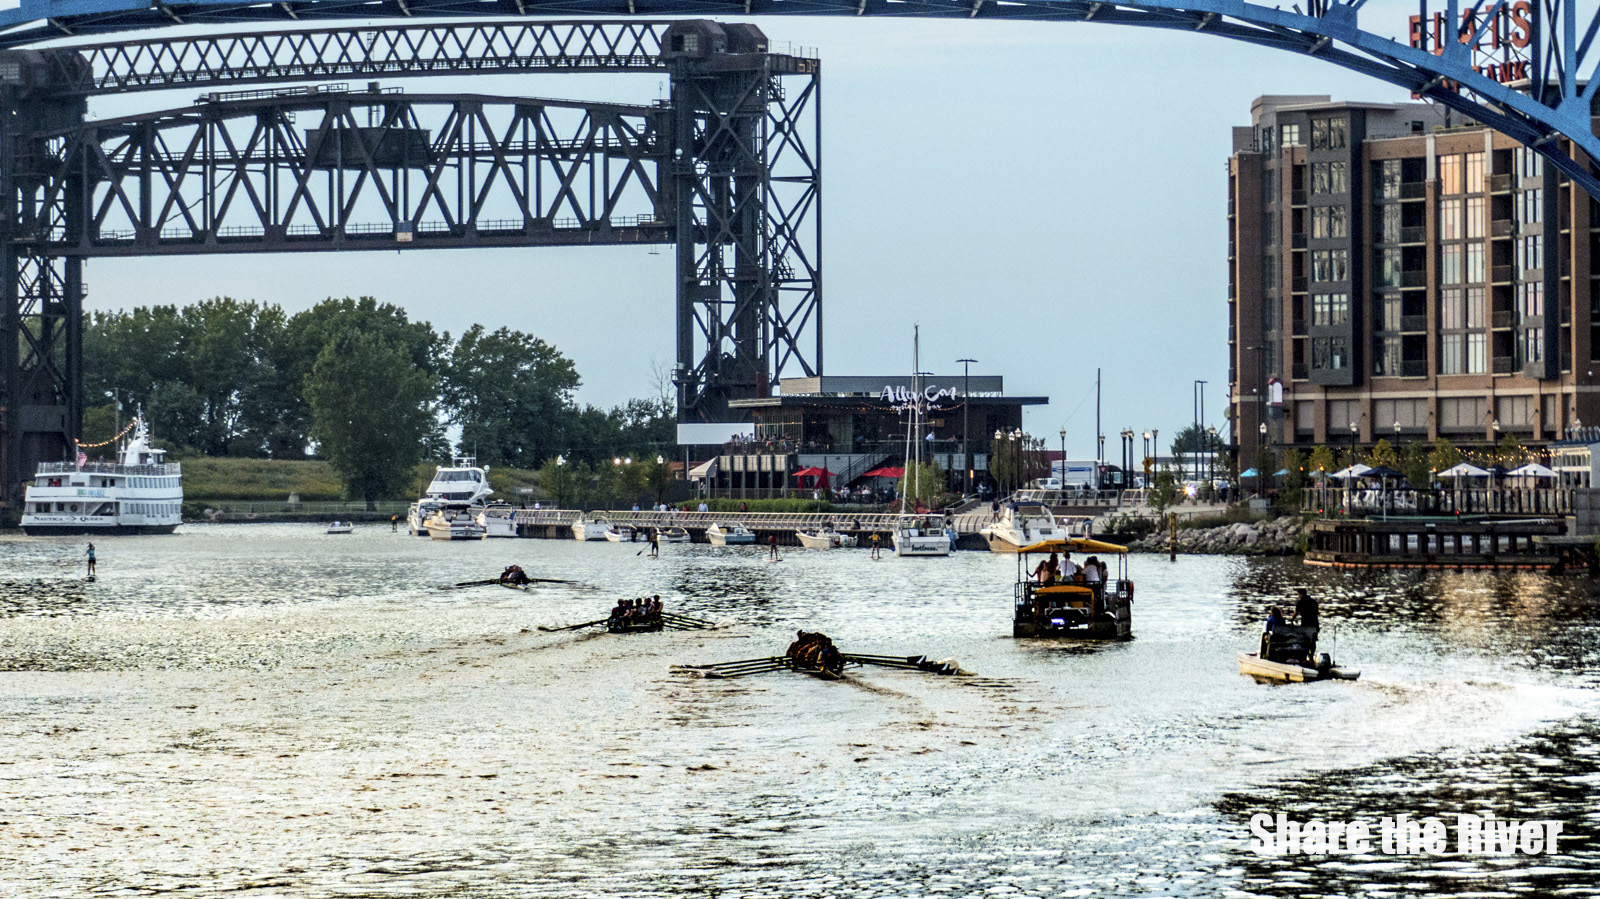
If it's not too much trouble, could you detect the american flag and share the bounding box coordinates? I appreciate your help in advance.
[76,451,87,468]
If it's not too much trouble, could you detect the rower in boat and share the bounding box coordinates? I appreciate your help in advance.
[499,564,531,586]
[607,595,665,633]
[785,630,845,677]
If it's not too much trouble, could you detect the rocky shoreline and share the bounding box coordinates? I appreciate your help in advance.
[1124,515,1304,556]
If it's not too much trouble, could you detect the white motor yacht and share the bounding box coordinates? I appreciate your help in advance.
[424,505,486,540]
[891,514,952,557]
[571,516,609,541]
[477,503,519,538]
[603,520,635,543]
[979,500,1069,552]
[796,525,857,549]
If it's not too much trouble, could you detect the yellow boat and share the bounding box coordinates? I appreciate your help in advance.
[1012,537,1134,639]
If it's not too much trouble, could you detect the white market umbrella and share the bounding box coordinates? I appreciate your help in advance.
[1330,463,1373,479]
[1507,462,1557,478]
[1438,462,1490,478]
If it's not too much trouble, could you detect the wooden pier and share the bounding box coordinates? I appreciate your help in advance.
[1303,517,1569,571]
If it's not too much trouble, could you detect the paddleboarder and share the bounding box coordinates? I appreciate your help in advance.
[649,528,661,558]
[768,534,780,560]
[85,542,96,578]
[870,533,881,560]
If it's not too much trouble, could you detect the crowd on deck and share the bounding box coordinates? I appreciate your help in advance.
[1029,552,1110,588]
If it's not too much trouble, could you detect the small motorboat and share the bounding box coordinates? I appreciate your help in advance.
[424,506,487,540]
[477,503,519,538]
[1238,623,1359,683]
[326,521,353,535]
[659,526,691,543]
[571,516,609,541]
[892,513,951,557]
[603,521,635,543]
[706,521,756,546]
[796,525,856,549]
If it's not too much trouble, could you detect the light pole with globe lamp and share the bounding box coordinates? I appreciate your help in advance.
[957,357,977,496]
[1059,427,1067,491]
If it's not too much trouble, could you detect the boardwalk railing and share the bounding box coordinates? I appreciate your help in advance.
[515,508,944,533]
[1303,486,1572,517]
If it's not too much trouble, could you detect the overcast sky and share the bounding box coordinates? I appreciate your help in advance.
[78,12,1424,460]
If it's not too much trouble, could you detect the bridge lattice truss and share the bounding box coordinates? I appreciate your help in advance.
[0,20,821,504]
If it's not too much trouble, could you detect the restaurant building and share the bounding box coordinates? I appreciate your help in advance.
[689,375,1047,495]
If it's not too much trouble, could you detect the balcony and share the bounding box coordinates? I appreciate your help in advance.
[1492,265,1514,283]
[1489,173,1513,192]
[1291,318,1307,336]
[1292,276,1309,292]
[1493,355,1515,374]
[1292,363,1309,380]
[1401,314,1428,332]
[1291,189,1307,206]
[1491,219,1514,238]
[1401,270,1428,287]
[1401,359,1428,377]
[1400,225,1426,244]
[1401,182,1427,199]
[1291,233,1308,249]
[1492,309,1514,328]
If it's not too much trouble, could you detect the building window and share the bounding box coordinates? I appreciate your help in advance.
[1374,159,1401,200]
[1312,249,1349,282]
[1441,245,1463,284]
[1311,206,1347,239]
[1467,333,1487,373]
[1522,327,1545,364]
[1440,287,1464,329]
[1374,336,1403,375]
[1440,154,1463,195]
[1312,292,1350,326]
[1440,198,1463,240]
[1312,163,1329,194]
[1519,235,1544,274]
[1466,196,1486,238]
[1517,146,1542,178]
[1378,247,1402,287]
[1440,333,1464,374]
[1519,188,1543,224]
[1312,206,1329,239]
[1329,117,1348,149]
[1312,337,1349,370]
[1281,123,1302,147]
[1466,286,1485,328]
[1465,151,1484,191]
[1466,243,1485,283]
[1518,280,1545,317]
[1380,204,1401,243]
[1311,118,1328,150]
[1380,293,1402,331]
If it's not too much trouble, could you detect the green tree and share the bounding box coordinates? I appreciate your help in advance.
[1281,448,1307,491]
[305,329,437,509]
[1308,444,1336,475]
[898,460,948,510]
[1149,468,1181,513]
[442,324,581,467]
[1495,431,1526,465]
[1369,437,1399,469]
[1401,442,1431,488]
[1428,437,1462,474]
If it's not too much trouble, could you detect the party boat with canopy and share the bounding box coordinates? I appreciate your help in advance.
[1012,537,1134,638]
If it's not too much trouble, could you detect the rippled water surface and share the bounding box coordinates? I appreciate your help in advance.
[0,524,1596,897]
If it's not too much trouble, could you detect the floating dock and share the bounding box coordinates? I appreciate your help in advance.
[1303,517,1569,571]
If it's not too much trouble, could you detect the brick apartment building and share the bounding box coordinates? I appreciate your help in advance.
[1228,94,1600,465]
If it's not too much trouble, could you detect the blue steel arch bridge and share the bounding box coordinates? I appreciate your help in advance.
[2,0,1600,508]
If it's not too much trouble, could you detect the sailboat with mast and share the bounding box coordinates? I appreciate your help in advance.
[891,327,953,557]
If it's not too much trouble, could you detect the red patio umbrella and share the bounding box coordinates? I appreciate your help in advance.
[793,466,833,488]
[862,466,905,478]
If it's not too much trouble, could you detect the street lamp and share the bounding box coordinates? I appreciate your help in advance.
[958,357,977,496]
[1059,427,1067,489]
[555,454,566,508]
[1207,425,1218,488]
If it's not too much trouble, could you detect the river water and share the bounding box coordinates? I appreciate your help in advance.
[0,524,1595,897]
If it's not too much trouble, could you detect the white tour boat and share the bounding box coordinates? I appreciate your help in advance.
[22,416,182,535]
[571,516,609,541]
[477,503,519,538]
[892,513,952,557]
[979,500,1069,553]
[706,522,756,545]
[424,505,486,540]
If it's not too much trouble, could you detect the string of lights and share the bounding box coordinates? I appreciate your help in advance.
[74,419,136,450]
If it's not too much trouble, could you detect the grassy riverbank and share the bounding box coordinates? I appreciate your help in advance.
[180,457,542,504]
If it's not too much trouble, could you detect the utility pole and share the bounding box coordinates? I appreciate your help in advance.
[958,357,977,497]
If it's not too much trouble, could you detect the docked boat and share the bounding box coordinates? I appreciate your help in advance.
[571,516,609,541]
[21,415,182,535]
[796,525,856,549]
[477,503,519,538]
[892,514,952,557]
[706,521,756,545]
[1011,537,1134,639]
[980,500,1069,552]
[409,457,493,537]
[406,500,442,537]
[326,521,353,535]
[659,526,692,543]
[1238,623,1359,683]
[603,521,635,543]
[424,506,486,540]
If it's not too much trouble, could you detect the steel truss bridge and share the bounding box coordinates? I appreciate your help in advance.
[2,1,1600,506]
[0,18,822,505]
